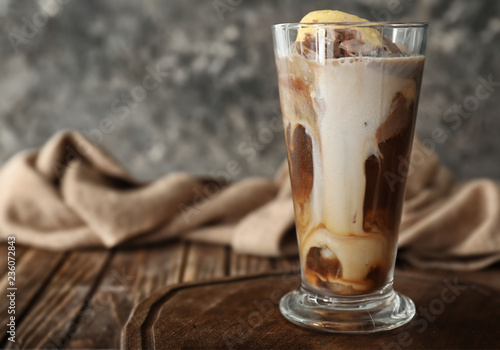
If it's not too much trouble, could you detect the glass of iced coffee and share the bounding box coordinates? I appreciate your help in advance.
[273,10,428,332]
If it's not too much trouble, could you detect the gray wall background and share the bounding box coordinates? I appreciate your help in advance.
[1,0,499,181]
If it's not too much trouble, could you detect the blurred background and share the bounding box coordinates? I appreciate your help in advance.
[0,0,499,181]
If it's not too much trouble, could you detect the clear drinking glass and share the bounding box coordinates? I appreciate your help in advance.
[273,22,428,333]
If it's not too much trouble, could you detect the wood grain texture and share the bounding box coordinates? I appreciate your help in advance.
[3,250,109,350]
[0,243,28,277]
[6,239,498,350]
[0,248,66,346]
[67,243,185,349]
[122,269,500,350]
[182,243,227,282]
[272,256,301,272]
[230,252,272,276]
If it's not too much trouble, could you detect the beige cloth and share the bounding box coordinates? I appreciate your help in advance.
[0,130,499,270]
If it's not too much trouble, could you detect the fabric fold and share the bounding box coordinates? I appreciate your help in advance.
[0,130,499,270]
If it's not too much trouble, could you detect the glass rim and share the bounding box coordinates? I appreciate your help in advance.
[274,22,429,29]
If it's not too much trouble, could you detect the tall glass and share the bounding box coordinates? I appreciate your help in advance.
[273,22,428,333]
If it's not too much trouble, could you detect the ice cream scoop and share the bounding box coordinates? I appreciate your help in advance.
[296,10,383,47]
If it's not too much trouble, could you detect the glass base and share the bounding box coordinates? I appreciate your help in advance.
[279,283,415,333]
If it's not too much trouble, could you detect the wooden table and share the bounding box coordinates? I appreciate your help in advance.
[0,241,299,349]
[1,241,499,349]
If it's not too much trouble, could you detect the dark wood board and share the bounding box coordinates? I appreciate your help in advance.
[0,247,67,346]
[67,243,185,349]
[122,269,500,350]
[4,250,110,349]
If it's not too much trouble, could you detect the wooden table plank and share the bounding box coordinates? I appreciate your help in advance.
[0,248,67,346]
[4,250,110,350]
[0,243,28,277]
[230,252,272,276]
[272,256,300,272]
[67,242,185,349]
[182,243,228,283]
